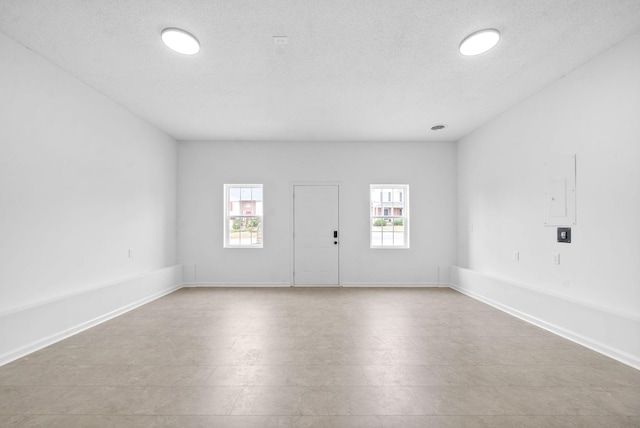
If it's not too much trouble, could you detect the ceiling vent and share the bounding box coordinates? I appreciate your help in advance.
[161,28,200,55]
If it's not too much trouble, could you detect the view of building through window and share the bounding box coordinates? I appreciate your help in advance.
[224,184,263,247]
[370,185,409,248]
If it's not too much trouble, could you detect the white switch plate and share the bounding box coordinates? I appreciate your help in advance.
[513,251,519,261]
[552,252,560,265]
[128,248,133,258]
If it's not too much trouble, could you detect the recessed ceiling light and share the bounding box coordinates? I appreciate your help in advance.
[161,28,200,55]
[431,124,447,131]
[459,29,500,56]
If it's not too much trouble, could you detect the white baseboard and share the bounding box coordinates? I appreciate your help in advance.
[185,282,447,288]
[0,265,183,366]
[450,266,640,370]
[184,282,291,287]
[342,282,446,287]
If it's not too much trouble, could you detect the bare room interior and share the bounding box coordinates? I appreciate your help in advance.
[1,0,639,426]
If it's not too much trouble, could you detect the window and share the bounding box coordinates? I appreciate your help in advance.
[224,184,263,248]
[370,184,409,248]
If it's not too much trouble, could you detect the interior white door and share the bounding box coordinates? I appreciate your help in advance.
[293,185,339,286]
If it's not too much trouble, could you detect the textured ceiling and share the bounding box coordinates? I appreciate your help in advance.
[1,0,640,142]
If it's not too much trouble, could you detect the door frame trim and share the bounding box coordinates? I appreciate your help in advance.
[290,182,342,287]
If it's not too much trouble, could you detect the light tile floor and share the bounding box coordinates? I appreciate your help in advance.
[1,287,639,427]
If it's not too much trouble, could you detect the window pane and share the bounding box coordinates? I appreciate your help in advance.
[229,200,239,215]
[248,217,262,245]
[240,217,261,245]
[229,216,262,246]
[229,187,241,200]
[370,185,408,248]
[372,217,386,229]
[393,222,405,246]
[382,189,390,202]
[371,229,383,247]
[225,184,263,248]
[240,187,252,201]
[252,187,263,201]
[229,217,243,246]
[241,200,254,215]
[393,189,402,203]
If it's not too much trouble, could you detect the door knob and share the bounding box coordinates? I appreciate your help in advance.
[334,241,338,245]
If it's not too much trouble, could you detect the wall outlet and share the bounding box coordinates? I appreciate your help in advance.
[552,252,560,265]
[513,251,520,261]
[557,227,571,243]
[273,36,288,45]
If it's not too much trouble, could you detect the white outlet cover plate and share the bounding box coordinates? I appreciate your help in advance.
[273,36,288,45]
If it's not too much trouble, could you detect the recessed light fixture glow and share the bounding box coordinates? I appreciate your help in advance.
[459,29,500,56]
[161,28,200,55]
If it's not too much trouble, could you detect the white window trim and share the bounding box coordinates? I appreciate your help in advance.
[224,184,263,249]
[370,184,410,249]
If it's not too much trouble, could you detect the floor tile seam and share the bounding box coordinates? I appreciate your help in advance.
[0,413,288,417]
[376,413,635,417]
[0,385,251,392]
[214,379,640,389]
[468,363,626,367]
[375,415,634,418]
[354,364,372,387]
[81,334,241,338]
[225,385,247,416]
[1,412,292,417]
[410,385,640,392]
[8,363,616,372]
[225,412,428,417]
[397,362,626,367]
[4,363,228,367]
[0,413,170,417]
[205,383,373,387]
[44,346,239,351]
[347,383,630,388]
[10,362,621,368]
[2,414,403,421]
[228,347,442,350]
[202,365,224,385]
[213,386,423,389]
[375,412,629,417]
[407,386,430,415]
[3,382,371,388]
[15,381,633,388]
[10,363,225,367]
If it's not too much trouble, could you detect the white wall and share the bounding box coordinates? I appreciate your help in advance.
[0,32,179,361]
[455,32,640,366]
[178,141,456,286]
